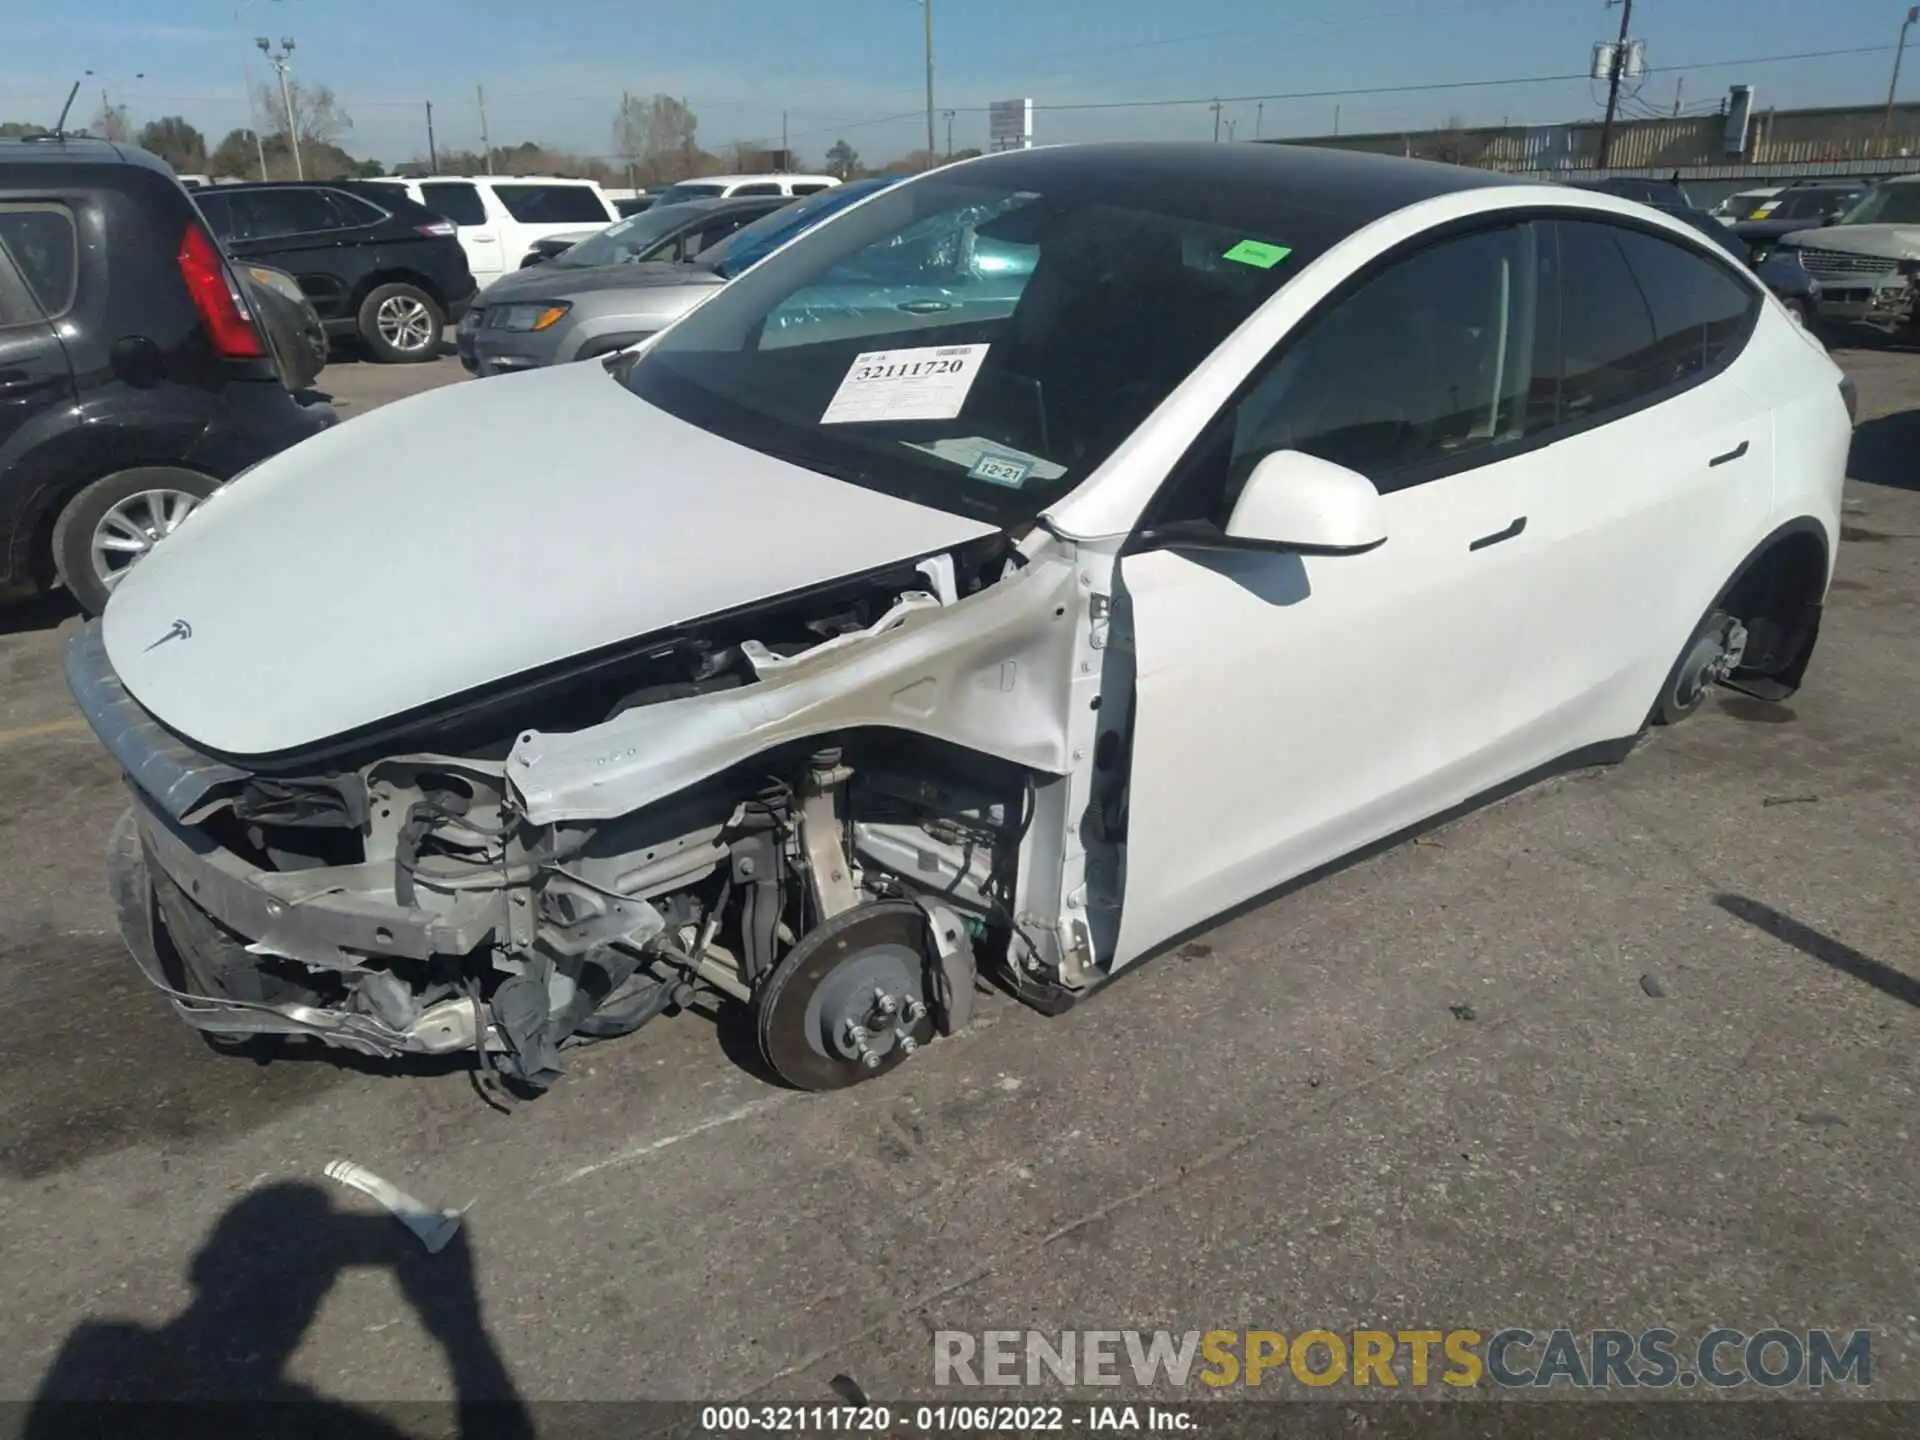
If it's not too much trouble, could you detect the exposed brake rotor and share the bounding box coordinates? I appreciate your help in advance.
[754,899,938,1091]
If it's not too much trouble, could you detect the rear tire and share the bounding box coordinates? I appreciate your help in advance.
[357,281,444,363]
[1653,610,1746,726]
[51,466,220,615]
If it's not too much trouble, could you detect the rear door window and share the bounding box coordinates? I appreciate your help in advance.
[195,191,237,241]
[1610,226,1758,387]
[490,184,613,224]
[419,181,486,226]
[326,190,388,227]
[0,203,78,317]
[790,183,832,196]
[232,188,345,240]
[733,182,784,196]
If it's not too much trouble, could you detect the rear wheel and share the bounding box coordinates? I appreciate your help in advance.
[358,281,443,363]
[1653,610,1748,726]
[51,466,220,615]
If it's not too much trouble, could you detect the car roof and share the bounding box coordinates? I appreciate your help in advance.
[378,174,604,186]
[0,135,176,176]
[952,142,1512,230]
[669,173,838,186]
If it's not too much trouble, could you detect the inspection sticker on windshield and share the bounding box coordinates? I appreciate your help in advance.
[1223,239,1292,269]
[821,344,990,425]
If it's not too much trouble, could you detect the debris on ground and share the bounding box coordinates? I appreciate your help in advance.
[1639,974,1669,998]
[1448,1003,1477,1021]
[1761,794,1820,807]
[323,1159,468,1254]
[1795,1112,1848,1128]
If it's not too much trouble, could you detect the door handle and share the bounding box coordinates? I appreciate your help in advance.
[470,233,495,241]
[1709,440,1749,467]
[1469,516,1527,551]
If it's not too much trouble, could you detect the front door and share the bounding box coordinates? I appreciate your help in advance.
[1112,221,1566,965]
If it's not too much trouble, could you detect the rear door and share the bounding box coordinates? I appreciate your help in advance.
[1495,216,1771,752]
[219,188,354,323]
[0,202,76,460]
[418,181,501,286]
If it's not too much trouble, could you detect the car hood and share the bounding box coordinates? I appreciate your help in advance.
[481,260,723,304]
[100,362,998,758]
[1777,223,1920,260]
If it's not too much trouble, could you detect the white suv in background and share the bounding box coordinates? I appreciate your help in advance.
[364,175,617,289]
[648,173,840,206]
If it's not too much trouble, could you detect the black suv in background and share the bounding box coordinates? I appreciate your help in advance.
[194,181,476,363]
[1,139,334,614]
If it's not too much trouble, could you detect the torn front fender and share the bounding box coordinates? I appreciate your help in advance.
[507,549,1083,825]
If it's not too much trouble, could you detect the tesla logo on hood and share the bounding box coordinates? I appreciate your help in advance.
[144,619,194,652]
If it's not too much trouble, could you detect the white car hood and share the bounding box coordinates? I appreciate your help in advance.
[101,363,997,757]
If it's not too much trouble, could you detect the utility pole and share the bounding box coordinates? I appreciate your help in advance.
[922,0,936,164]
[425,99,438,171]
[1595,0,1633,172]
[1671,74,1684,116]
[256,36,301,178]
[1224,118,1237,142]
[477,83,493,173]
[943,108,954,158]
[1884,6,1920,152]
[1255,101,1264,140]
[1211,98,1222,142]
[1334,103,1341,134]
[782,110,790,169]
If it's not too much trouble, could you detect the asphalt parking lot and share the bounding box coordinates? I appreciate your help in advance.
[0,342,1915,1416]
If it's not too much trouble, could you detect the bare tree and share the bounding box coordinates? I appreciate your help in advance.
[88,102,134,144]
[256,79,352,178]
[611,93,700,184]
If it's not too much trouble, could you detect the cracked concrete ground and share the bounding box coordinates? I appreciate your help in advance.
[0,343,1913,1421]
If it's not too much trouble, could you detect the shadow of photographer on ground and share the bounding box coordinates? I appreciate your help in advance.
[24,1179,534,1440]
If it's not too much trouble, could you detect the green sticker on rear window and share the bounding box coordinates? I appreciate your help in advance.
[1223,239,1292,269]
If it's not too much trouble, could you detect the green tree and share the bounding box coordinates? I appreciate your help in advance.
[209,127,266,179]
[824,138,860,178]
[0,120,51,138]
[136,116,209,173]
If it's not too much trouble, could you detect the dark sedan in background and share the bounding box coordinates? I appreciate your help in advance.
[194,181,477,363]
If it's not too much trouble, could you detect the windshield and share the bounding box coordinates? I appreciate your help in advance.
[627,169,1315,525]
[653,182,728,206]
[1835,184,1920,226]
[696,180,891,280]
[555,207,698,268]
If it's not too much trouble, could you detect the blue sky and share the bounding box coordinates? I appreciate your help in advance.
[0,0,1907,167]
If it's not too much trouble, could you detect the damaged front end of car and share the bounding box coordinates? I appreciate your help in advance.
[71,526,1125,1091]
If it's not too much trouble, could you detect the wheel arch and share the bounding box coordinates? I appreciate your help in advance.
[1701,514,1832,699]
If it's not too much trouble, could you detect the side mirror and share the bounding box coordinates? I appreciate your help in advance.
[1222,450,1389,554]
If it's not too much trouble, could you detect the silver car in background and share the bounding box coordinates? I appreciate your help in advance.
[1772,176,1920,332]
[464,179,904,374]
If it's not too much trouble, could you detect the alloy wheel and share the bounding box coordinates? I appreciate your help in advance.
[90,488,203,593]
[375,294,437,352]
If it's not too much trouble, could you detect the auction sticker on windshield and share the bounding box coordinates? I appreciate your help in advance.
[821,344,990,425]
